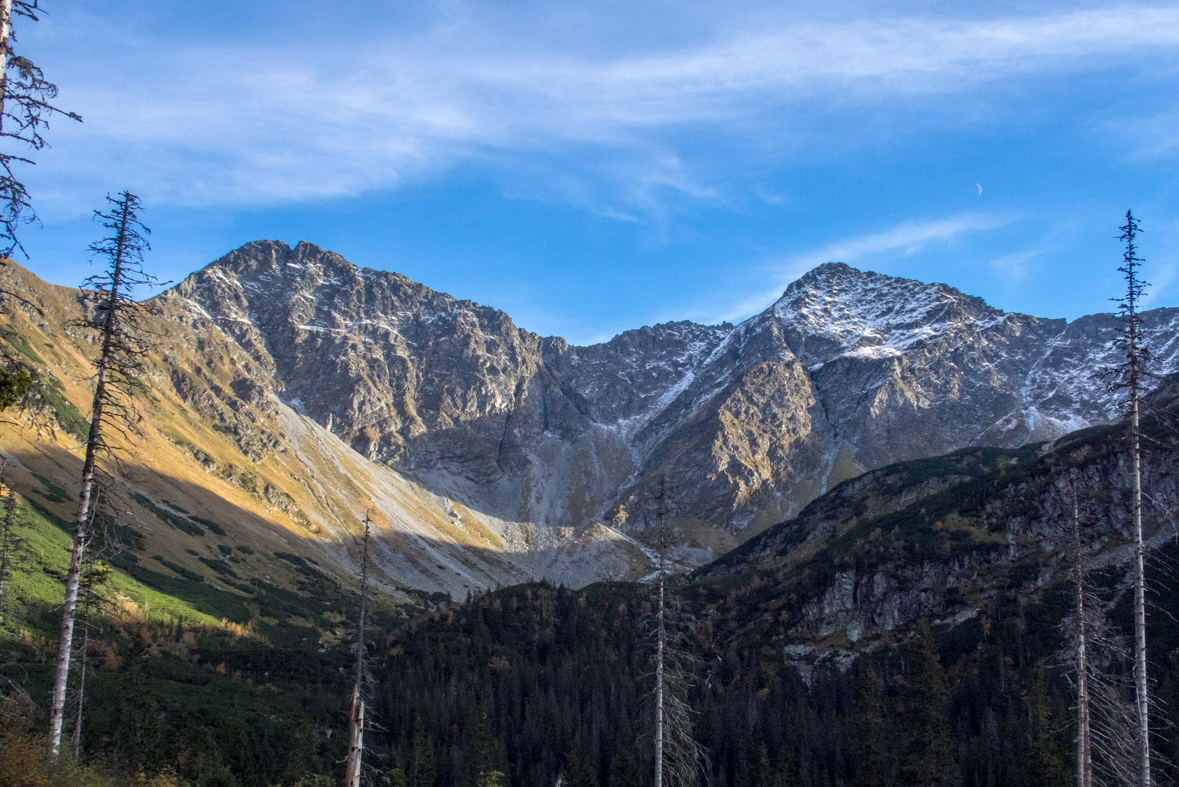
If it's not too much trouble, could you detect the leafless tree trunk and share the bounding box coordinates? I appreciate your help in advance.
[0,0,12,91]
[48,192,156,757]
[1116,210,1151,787]
[646,480,706,787]
[345,512,372,787]
[655,557,665,787]
[0,0,80,259]
[346,686,365,787]
[68,486,107,761]
[0,0,14,134]
[70,608,89,758]
[1071,488,1092,787]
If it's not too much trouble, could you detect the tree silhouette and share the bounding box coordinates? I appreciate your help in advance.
[1112,209,1153,787]
[48,191,159,756]
[0,0,81,259]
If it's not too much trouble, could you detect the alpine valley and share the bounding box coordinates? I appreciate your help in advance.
[5,240,1179,787]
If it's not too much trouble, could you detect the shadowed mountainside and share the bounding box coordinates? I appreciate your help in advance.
[3,241,1179,594]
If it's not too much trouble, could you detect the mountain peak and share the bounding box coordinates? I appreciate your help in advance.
[199,239,362,280]
[768,262,1007,367]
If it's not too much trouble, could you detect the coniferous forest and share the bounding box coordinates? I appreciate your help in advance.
[6,538,1179,787]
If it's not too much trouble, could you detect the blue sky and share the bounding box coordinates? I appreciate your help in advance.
[10,0,1179,344]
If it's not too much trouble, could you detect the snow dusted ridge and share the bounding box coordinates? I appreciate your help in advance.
[773,263,1007,365]
[765,263,1179,440]
[159,242,1179,587]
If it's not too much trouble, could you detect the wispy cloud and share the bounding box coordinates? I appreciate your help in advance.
[29,5,1179,215]
[715,213,1015,322]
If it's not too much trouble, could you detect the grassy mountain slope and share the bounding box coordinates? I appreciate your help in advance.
[0,259,647,636]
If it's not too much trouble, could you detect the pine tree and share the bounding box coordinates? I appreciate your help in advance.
[48,191,159,756]
[565,743,599,787]
[1113,209,1153,787]
[607,751,641,787]
[896,621,955,787]
[409,717,435,787]
[849,664,891,787]
[0,367,27,410]
[0,0,81,258]
[473,710,506,787]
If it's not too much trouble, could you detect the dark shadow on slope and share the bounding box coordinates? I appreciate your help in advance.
[6,441,643,638]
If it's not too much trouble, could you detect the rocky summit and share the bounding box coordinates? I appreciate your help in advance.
[3,241,1178,595]
[170,242,1179,536]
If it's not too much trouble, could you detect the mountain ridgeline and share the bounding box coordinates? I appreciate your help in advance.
[169,241,1179,554]
[3,240,1178,597]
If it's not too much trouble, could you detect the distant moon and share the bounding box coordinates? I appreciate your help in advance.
[976,183,983,196]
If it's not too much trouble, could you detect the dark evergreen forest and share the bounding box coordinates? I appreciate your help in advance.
[9,553,1176,787]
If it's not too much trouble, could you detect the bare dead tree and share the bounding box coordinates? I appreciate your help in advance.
[1111,210,1153,787]
[68,485,113,761]
[1058,475,1173,787]
[645,479,707,787]
[1058,545,1137,785]
[1068,486,1093,787]
[346,511,373,787]
[0,0,81,259]
[48,191,159,757]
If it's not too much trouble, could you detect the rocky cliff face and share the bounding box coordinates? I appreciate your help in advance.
[2,240,1177,595]
[167,242,1179,549]
[694,385,1179,649]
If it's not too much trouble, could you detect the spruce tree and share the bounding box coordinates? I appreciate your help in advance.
[1113,209,1153,787]
[771,748,797,787]
[48,191,159,756]
[474,710,506,787]
[111,626,163,774]
[566,743,600,787]
[1026,666,1068,787]
[409,717,435,787]
[896,621,955,787]
[754,744,797,787]
[607,751,641,787]
[849,664,891,787]
[0,0,81,258]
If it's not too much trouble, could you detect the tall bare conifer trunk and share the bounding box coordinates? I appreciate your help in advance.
[345,513,373,787]
[647,479,705,787]
[0,0,80,258]
[48,192,155,757]
[654,549,665,787]
[1071,488,1092,787]
[1115,210,1151,787]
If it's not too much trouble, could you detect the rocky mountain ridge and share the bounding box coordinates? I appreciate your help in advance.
[3,240,1177,598]
[169,241,1179,543]
[693,378,1179,652]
